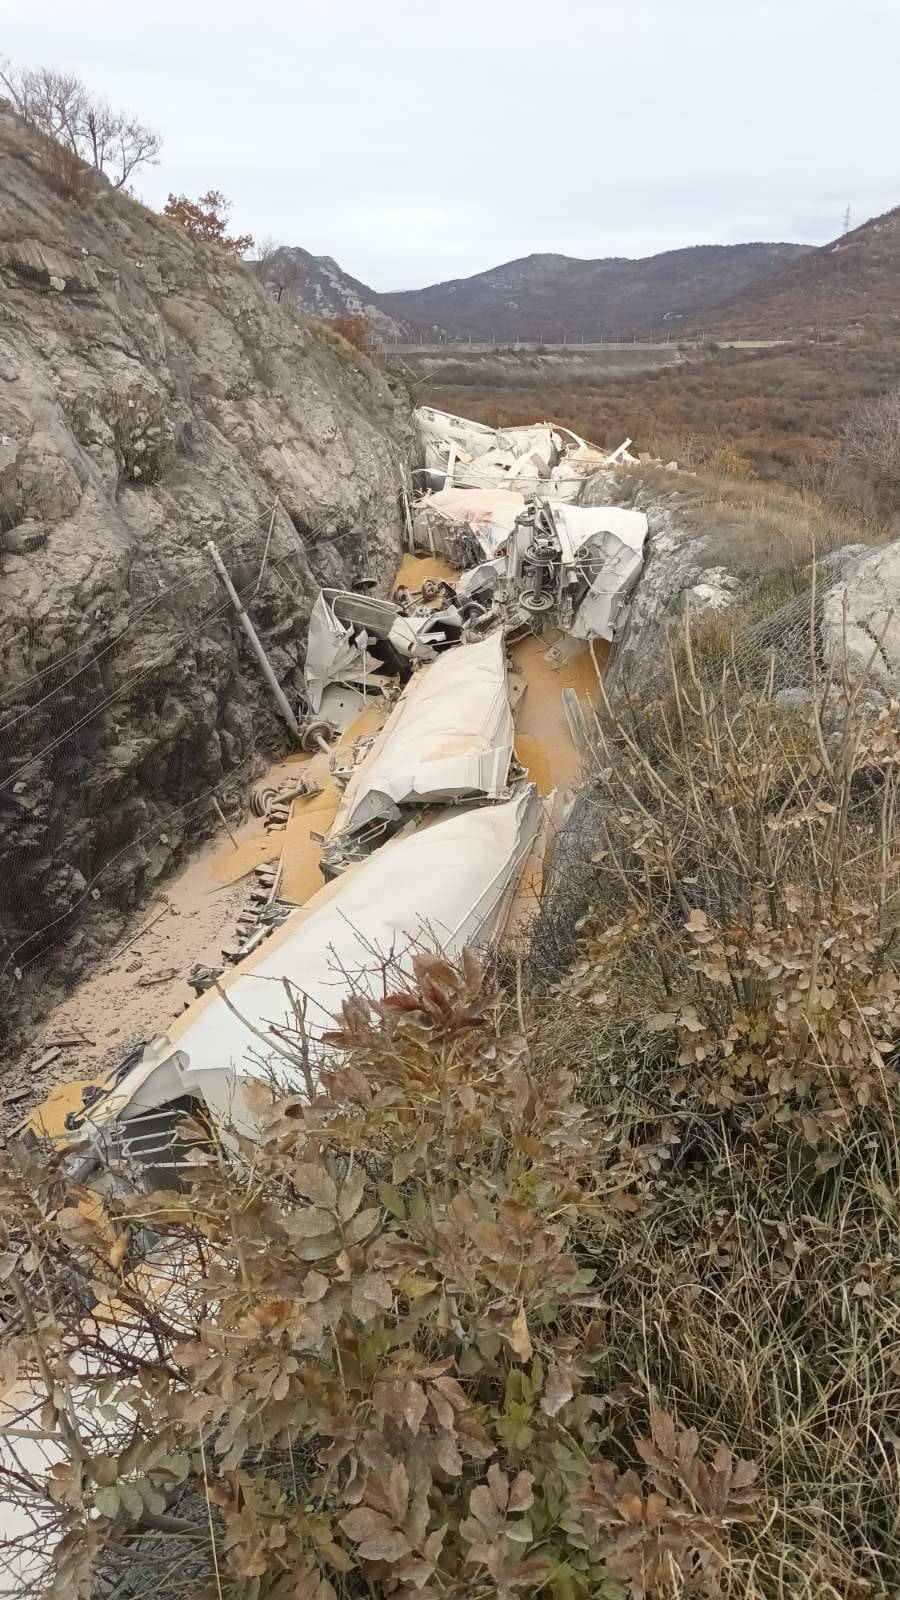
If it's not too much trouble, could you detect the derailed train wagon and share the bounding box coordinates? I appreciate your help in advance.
[71,788,541,1167]
[61,402,644,1178]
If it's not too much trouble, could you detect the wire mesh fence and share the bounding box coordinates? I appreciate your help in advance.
[0,422,417,1055]
[0,505,314,1046]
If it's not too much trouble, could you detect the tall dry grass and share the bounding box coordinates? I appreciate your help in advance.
[546,609,900,1597]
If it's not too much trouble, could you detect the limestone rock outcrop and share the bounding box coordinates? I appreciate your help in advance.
[821,543,900,699]
[0,106,407,1041]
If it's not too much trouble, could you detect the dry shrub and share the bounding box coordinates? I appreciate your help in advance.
[423,330,900,491]
[680,471,872,562]
[0,952,757,1600]
[838,384,900,515]
[39,135,93,203]
[545,617,900,1595]
[330,314,381,358]
[163,190,254,257]
[569,630,900,1140]
[309,317,384,377]
[701,440,755,479]
[624,465,882,619]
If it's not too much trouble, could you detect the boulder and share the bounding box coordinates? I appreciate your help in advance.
[1,519,45,554]
[821,542,900,698]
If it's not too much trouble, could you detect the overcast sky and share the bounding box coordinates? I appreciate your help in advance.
[4,0,899,289]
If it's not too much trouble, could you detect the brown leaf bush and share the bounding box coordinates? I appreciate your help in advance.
[564,615,900,1148]
[163,189,254,257]
[0,948,757,1600]
[329,314,381,358]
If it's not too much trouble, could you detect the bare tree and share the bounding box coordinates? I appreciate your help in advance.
[840,385,900,500]
[254,236,290,301]
[254,235,282,265]
[0,59,161,188]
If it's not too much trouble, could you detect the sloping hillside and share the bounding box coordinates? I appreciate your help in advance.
[424,333,900,486]
[0,104,406,1044]
[693,205,900,337]
[377,242,811,340]
[256,244,408,340]
[422,204,900,485]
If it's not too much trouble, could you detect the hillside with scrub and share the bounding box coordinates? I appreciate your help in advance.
[419,205,900,503]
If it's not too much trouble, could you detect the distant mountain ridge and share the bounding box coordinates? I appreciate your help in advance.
[374,242,813,340]
[259,239,812,344]
[687,206,900,337]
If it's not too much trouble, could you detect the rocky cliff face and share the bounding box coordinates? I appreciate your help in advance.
[0,106,407,1043]
[257,246,407,341]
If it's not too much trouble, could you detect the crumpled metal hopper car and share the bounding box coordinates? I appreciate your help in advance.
[322,632,517,873]
[410,408,647,644]
[303,586,464,721]
[414,405,635,501]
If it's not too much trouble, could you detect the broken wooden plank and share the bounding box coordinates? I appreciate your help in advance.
[137,967,179,988]
[30,1046,62,1073]
[561,688,589,753]
[2,1086,33,1106]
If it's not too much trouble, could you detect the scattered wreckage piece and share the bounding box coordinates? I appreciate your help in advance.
[69,786,543,1163]
[413,406,636,503]
[442,499,649,646]
[529,500,649,641]
[413,485,528,566]
[303,586,464,716]
[407,408,648,646]
[416,407,556,493]
[251,773,321,825]
[323,633,516,874]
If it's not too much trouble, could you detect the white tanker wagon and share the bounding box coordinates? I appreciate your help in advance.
[64,633,540,1182]
[322,630,517,873]
[69,789,541,1172]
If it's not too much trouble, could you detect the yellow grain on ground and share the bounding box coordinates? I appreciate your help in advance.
[209,752,317,888]
[211,830,283,886]
[28,1077,105,1143]
[511,634,606,792]
[337,703,385,748]
[211,705,388,892]
[393,551,458,592]
[278,782,343,904]
[278,703,392,904]
[514,733,552,796]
